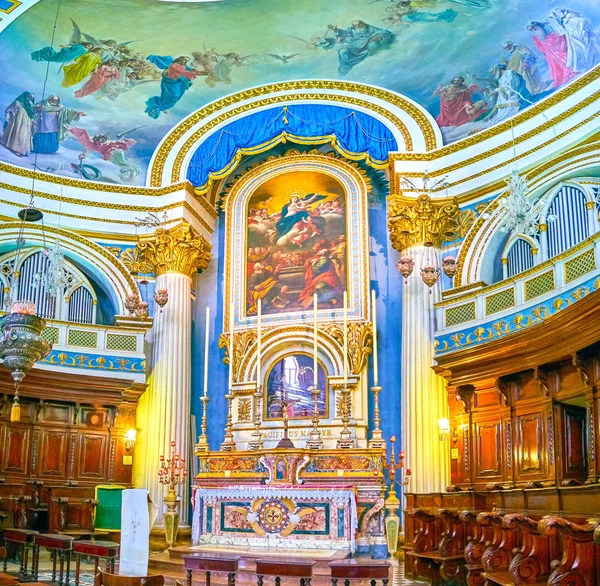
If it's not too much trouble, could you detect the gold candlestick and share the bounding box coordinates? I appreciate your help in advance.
[306,385,323,449]
[196,395,210,452]
[248,386,264,450]
[368,385,385,449]
[337,384,354,449]
[220,392,236,451]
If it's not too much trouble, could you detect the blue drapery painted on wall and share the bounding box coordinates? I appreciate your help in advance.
[185,104,398,192]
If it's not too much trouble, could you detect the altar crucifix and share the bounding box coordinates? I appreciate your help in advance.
[274,372,298,449]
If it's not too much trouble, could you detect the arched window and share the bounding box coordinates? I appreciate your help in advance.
[17,252,55,318]
[68,286,94,324]
[547,186,589,258]
[506,238,534,278]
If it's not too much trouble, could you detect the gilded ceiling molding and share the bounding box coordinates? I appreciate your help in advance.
[148,81,439,187]
[134,221,212,278]
[387,191,475,251]
[0,185,214,234]
[391,98,600,200]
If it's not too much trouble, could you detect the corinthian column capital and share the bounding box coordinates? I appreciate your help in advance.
[136,222,212,278]
[387,193,473,252]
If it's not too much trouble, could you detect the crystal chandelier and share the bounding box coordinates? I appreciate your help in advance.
[496,170,541,237]
[33,240,70,298]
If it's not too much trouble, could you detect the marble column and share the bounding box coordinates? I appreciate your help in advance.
[400,245,449,494]
[133,222,211,525]
[388,191,467,495]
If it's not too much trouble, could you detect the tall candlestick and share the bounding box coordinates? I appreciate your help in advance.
[313,293,318,388]
[257,298,262,384]
[203,306,210,397]
[371,289,378,386]
[343,290,348,386]
[228,302,234,388]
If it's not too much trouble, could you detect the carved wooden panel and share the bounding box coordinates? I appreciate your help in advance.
[37,429,69,478]
[562,405,587,478]
[76,433,107,479]
[516,413,544,477]
[1,426,30,476]
[475,421,502,479]
[40,403,72,425]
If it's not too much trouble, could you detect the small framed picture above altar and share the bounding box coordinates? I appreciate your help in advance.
[264,353,328,420]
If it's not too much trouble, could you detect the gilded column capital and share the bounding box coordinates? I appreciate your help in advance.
[387,193,474,252]
[135,222,212,278]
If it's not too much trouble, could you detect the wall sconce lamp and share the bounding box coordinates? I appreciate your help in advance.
[438,418,451,441]
[124,429,137,451]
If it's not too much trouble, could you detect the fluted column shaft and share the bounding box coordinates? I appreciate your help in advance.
[140,272,192,524]
[132,222,212,527]
[401,245,449,494]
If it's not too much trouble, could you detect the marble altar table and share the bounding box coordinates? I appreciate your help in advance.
[192,486,358,552]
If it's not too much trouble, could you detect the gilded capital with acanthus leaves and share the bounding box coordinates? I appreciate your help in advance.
[134,222,212,278]
[387,193,474,252]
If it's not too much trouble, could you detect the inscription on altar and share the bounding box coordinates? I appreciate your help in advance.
[263,429,333,439]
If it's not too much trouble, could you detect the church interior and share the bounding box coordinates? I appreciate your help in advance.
[0,1,600,585]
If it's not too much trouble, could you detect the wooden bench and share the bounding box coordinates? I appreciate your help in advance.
[329,559,390,586]
[3,528,39,579]
[255,559,314,586]
[33,533,74,585]
[183,553,239,586]
[73,540,119,586]
[405,508,469,585]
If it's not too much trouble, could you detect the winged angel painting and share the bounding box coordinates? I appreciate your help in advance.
[0,0,598,185]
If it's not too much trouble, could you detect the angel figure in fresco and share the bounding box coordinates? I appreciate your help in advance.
[382,1,456,29]
[269,193,327,240]
[68,127,141,182]
[31,19,94,63]
[145,55,204,119]
[317,20,394,75]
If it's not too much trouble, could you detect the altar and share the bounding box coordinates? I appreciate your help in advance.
[192,485,358,551]
[190,152,393,559]
[193,449,387,556]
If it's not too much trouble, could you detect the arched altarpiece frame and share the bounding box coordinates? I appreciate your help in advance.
[223,151,372,449]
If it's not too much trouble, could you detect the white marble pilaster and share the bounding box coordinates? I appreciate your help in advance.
[401,245,450,494]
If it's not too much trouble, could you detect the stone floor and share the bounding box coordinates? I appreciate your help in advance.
[4,553,426,586]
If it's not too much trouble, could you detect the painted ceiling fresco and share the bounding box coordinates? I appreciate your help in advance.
[0,0,598,186]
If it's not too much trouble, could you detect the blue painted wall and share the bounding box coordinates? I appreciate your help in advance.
[190,159,402,457]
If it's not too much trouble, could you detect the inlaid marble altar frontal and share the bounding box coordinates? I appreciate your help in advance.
[192,486,358,551]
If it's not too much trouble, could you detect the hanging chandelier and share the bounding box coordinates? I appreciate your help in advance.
[34,239,70,297]
[0,206,53,422]
[496,170,542,237]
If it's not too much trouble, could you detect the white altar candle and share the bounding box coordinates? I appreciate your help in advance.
[313,293,318,388]
[343,290,348,386]
[257,298,262,386]
[228,302,234,389]
[371,289,378,386]
[203,306,210,397]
